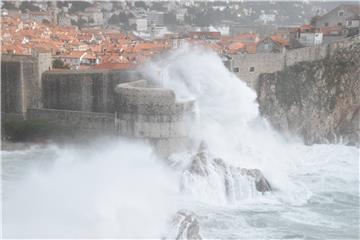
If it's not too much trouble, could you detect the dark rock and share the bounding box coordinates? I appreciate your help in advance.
[257,40,360,146]
[172,210,202,240]
[184,141,271,195]
[241,168,272,193]
[187,141,210,176]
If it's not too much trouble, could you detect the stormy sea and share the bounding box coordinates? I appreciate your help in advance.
[2,46,359,239]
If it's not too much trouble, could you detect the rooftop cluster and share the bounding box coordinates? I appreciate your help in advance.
[1,2,358,70]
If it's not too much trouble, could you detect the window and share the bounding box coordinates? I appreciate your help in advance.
[325,22,329,27]
[233,67,239,72]
[249,67,255,72]
[338,11,344,16]
[264,43,269,49]
[348,20,352,26]
[337,22,342,26]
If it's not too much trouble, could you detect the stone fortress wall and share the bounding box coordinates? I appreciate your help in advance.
[26,69,139,134]
[25,77,195,155]
[114,80,195,155]
[25,79,195,155]
[42,69,140,113]
[27,108,116,133]
[115,80,195,138]
[256,37,360,145]
[1,55,40,120]
[230,36,358,89]
[2,37,357,152]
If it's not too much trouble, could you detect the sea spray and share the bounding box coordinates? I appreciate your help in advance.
[140,45,311,205]
[3,138,179,238]
[3,46,358,238]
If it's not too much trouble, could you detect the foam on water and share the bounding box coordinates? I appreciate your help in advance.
[2,46,359,238]
[142,45,313,205]
[2,139,179,238]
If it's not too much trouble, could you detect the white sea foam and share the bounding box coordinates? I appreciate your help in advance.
[141,45,312,205]
[2,46,359,238]
[2,139,179,238]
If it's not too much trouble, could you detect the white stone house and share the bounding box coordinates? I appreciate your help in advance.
[129,18,148,32]
[315,4,360,29]
[298,32,323,46]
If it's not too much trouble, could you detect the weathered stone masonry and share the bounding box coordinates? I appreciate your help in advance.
[257,37,360,145]
[27,108,116,133]
[24,75,196,154]
[42,69,140,113]
[229,37,356,89]
[115,80,195,155]
[1,55,40,120]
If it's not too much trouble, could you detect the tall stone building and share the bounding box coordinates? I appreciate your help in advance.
[314,4,360,29]
[1,52,52,120]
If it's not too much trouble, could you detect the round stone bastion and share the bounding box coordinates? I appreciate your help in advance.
[114,80,196,156]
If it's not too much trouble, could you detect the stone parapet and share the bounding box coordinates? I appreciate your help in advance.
[114,80,195,141]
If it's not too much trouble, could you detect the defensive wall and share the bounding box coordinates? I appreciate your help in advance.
[42,69,140,113]
[1,54,40,118]
[27,79,195,155]
[27,108,116,133]
[4,37,357,153]
[229,36,358,89]
[114,80,195,155]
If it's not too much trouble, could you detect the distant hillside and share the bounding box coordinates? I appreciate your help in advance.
[2,1,356,27]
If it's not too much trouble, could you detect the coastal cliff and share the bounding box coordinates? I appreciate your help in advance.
[257,39,360,146]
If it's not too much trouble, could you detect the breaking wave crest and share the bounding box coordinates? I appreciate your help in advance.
[2,46,358,238]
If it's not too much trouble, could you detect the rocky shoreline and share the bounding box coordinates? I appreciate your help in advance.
[257,39,360,146]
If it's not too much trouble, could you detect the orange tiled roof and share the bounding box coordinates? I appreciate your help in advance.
[245,42,257,54]
[234,33,259,41]
[227,41,246,54]
[270,35,289,46]
[131,42,170,53]
[301,24,314,30]
[319,26,343,35]
[59,51,85,59]
[94,62,135,70]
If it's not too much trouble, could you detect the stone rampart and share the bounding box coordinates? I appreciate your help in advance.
[42,69,140,113]
[114,80,195,155]
[230,36,359,89]
[114,80,195,139]
[257,38,360,145]
[1,55,40,117]
[27,108,116,133]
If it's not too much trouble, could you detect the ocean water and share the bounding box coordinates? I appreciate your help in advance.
[2,141,359,239]
[2,46,359,239]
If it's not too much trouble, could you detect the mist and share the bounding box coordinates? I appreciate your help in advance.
[3,138,179,238]
[2,46,358,239]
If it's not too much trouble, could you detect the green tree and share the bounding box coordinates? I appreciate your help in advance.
[42,19,50,25]
[69,1,91,13]
[2,1,17,10]
[52,59,70,69]
[19,2,40,12]
[134,1,146,9]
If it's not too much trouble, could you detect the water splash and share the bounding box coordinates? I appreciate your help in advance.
[141,45,311,205]
[3,139,179,238]
[2,46,358,238]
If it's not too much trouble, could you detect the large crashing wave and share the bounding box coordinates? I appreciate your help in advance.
[141,45,311,205]
[2,140,180,238]
[4,46,354,238]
